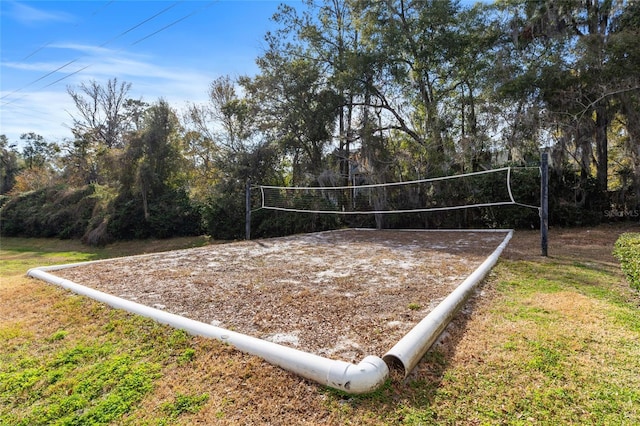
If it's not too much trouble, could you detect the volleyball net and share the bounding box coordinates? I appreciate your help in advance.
[255,167,540,215]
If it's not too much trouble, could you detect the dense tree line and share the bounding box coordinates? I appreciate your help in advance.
[1,0,638,243]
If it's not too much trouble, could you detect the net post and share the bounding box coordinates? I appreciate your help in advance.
[540,151,549,256]
[246,179,251,240]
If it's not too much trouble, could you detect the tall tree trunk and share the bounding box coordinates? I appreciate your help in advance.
[594,105,609,197]
[141,183,150,220]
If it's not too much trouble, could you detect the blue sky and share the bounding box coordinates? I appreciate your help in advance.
[1,0,290,146]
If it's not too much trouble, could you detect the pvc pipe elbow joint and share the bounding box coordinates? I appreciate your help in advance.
[327,355,389,394]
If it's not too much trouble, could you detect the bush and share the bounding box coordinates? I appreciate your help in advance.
[548,170,602,227]
[252,208,341,239]
[0,184,202,244]
[0,185,102,239]
[202,185,246,240]
[613,233,640,291]
[0,194,10,209]
[107,190,202,240]
[202,179,343,240]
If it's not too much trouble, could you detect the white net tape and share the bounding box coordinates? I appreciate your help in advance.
[257,167,539,215]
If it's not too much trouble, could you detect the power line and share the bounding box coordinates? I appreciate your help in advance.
[40,64,92,90]
[131,1,216,46]
[20,1,114,61]
[101,1,184,48]
[22,42,52,61]
[1,1,184,103]
[36,1,217,91]
[1,0,219,138]
[0,57,80,106]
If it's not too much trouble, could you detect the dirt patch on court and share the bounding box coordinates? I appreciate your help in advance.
[55,229,510,362]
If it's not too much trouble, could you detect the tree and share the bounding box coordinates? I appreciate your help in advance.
[353,1,465,153]
[494,0,639,210]
[272,0,363,183]
[183,75,261,202]
[272,0,497,178]
[242,54,341,184]
[105,99,201,239]
[7,133,60,193]
[66,78,144,186]
[20,133,57,170]
[608,1,640,208]
[67,78,133,149]
[0,135,19,194]
[122,100,185,218]
[14,133,58,191]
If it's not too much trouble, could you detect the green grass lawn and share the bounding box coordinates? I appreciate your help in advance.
[1,237,212,426]
[1,228,639,425]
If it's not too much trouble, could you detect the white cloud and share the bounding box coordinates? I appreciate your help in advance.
[6,1,75,25]
[1,44,217,146]
[4,42,214,95]
[48,42,116,56]
[0,89,75,144]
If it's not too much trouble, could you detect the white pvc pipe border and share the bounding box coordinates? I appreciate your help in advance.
[27,265,388,394]
[27,228,512,393]
[382,229,513,376]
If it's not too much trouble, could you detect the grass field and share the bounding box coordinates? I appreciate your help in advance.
[1,226,639,425]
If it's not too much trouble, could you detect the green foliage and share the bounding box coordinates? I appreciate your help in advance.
[0,185,108,239]
[548,169,603,227]
[0,194,9,208]
[0,135,19,194]
[20,132,58,170]
[0,340,159,426]
[107,189,202,240]
[161,392,209,419]
[167,329,191,348]
[0,183,201,243]
[253,208,341,239]
[47,330,68,342]
[0,162,624,242]
[613,233,640,290]
[178,348,196,365]
[204,183,342,240]
[479,167,540,228]
[202,180,246,240]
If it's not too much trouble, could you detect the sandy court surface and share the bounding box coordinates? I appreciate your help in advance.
[55,229,510,362]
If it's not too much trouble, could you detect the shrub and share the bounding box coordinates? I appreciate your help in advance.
[0,184,201,244]
[613,233,640,291]
[107,189,202,240]
[0,185,101,239]
[252,208,341,239]
[202,190,245,240]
